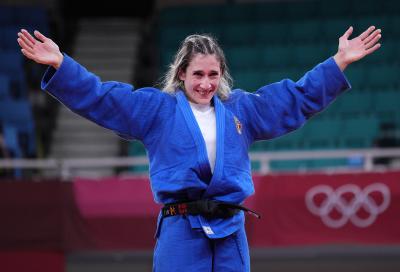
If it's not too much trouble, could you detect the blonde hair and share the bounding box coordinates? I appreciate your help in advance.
[161,34,233,100]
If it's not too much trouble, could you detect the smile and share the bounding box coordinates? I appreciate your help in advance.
[197,89,213,95]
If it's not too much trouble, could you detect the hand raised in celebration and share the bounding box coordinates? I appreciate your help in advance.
[334,26,381,71]
[17,29,64,69]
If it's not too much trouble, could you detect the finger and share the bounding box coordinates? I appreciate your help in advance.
[17,32,34,49]
[363,29,381,45]
[365,33,382,49]
[21,48,36,61]
[34,30,47,42]
[21,29,37,45]
[365,43,381,56]
[342,26,353,39]
[17,38,35,54]
[359,26,376,41]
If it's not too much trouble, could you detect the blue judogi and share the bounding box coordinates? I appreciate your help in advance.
[41,54,350,271]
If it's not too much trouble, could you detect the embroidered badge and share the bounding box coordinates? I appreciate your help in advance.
[234,116,242,134]
[202,226,214,235]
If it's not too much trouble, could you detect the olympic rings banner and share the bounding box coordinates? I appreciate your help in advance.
[247,171,400,247]
[0,171,400,251]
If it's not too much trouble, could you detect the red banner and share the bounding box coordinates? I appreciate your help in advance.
[247,171,400,247]
[1,171,400,251]
[70,176,159,250]
[0,251,64,272]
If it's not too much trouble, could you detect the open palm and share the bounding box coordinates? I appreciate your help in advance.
[17,29,63,68]
[337,26,381,65]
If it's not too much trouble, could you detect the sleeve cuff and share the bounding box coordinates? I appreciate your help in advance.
[40,53,73,92]
[327,56,352,91]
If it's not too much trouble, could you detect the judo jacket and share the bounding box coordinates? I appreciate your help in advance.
[41,54,351,239]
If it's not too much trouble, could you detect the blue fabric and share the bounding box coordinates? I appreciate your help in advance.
[41,54,350,240]
[153,215,249,272]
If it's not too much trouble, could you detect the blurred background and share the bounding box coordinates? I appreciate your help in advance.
[0,0,400,271]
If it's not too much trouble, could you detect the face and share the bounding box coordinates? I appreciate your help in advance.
[179,54,221,105]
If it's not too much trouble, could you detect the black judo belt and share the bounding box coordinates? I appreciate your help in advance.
[162,199,261,219]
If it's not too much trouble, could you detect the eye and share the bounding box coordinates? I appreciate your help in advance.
[209,72,219,78]
[193,71,203,76]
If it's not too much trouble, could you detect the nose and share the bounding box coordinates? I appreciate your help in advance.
[200,79,212,90]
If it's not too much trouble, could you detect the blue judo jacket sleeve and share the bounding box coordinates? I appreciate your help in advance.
[237,57,351,142]
[41,54,165,141]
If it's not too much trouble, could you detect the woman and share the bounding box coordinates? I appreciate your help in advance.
[17,25,381,271]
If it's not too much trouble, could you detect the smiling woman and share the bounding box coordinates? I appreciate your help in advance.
[178,54,221,105]
[161,34,233,102]
[17,26,381,272]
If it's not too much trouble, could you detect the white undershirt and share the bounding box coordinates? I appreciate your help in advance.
[189,102,216,173]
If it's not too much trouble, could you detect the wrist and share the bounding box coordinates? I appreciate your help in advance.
[333,52,349,72]
[52,52,63,70]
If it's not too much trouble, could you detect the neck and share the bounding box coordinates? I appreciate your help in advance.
[189,101,213,112]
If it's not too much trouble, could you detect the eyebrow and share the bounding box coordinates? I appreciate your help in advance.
[193,70,219,74]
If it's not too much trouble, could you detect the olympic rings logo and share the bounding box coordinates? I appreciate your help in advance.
[305,183,390,228]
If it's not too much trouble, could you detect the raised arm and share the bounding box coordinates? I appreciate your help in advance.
[17,29,168,143]
[239,26,382,142]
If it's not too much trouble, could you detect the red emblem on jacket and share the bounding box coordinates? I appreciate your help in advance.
[234,116,242,134]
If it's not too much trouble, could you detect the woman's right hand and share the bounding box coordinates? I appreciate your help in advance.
[17,29,64,69]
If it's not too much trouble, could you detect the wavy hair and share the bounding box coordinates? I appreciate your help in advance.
[161,34,233,100]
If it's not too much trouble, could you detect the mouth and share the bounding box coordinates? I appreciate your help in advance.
[196,89,214,96]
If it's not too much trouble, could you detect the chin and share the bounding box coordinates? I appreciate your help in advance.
[197,100,211,105]
[187,91,216,104]
[196,96,213,105]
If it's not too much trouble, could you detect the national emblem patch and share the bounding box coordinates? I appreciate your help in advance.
[234,116,242,134]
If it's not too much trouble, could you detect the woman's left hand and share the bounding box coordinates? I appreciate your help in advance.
[334,26,381,71]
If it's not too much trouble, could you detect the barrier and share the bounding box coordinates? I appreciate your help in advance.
[0,148,400,179]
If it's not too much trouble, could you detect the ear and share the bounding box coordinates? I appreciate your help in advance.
[178,69,186,81]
